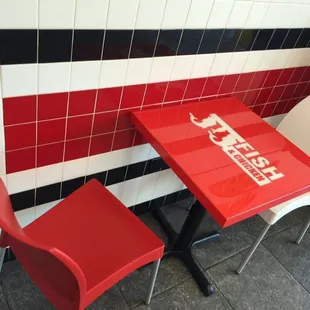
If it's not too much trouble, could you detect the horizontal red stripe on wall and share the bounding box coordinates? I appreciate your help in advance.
[3,66,310,174]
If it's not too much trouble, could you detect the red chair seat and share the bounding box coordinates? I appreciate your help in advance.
[22,180,164,307]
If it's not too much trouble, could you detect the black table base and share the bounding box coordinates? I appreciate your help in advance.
[153,200,220,296]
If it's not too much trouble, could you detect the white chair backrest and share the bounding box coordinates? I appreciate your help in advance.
[276,96,310,156]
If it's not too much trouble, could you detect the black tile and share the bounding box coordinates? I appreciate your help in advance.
[39,30,73,63]
[282,28,302,49]
[126,161,146,180]
[128,206,135,213]
[61,177,85,198]
[217,29,242,53]
[199,29,224,54]
[0,30,37,65]
[178,189,193,201]
[10,190,35,212]
[295,28,310,48]
[149,196,165,211]
[164,192,179,206]
[133,201,150,216]
[267,29,288,50]
[36,183,61,205]
[144,157,169,175]
[106,166,127,186]
[252,29,274,51]
[235,29,258,51]
[72,30,104,61]
[154,30,182,57]
[103,30,133,60]
[3,248,16,263]
[86,171,107,186]
[130,30,158,58]
[177,29,204,55]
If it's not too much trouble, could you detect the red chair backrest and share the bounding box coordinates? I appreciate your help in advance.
[0,180,87,310]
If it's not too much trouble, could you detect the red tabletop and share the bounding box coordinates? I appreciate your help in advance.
[132,97,310,227]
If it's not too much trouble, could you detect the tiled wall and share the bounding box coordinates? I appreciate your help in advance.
[0,0,310,222]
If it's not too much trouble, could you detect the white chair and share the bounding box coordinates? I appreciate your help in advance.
[236,96,310,274]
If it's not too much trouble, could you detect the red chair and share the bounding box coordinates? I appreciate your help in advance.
[0,179,164,309]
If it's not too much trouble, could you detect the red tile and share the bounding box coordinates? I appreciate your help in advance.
[89,133,113,156]
[141,103,162,110]
[249,71,268,89]
[280,84,296,100]
[164,101,182,107]
[263,70,281,87]
[255,88,272,105]
[117,108,139,130]
[121,84,146,109]
[96,87,122,112]
[201,76,223,97]
[303,82,310,96]
[6,147,36,173]
[37,142,64,167]
[234,72,255,92]
[292,82,308,98]
[93,111,118,135]
[133,130,147,146]
[243,89,260,106]
[283,98,300,113]
[143,82,168,106]
[38,119,66,145]
[272,100,289,115]
[65,137,90,161]
[289,67,307,84]
[277,68,294,85]
[218,74,240,94]
[112,129,135,150]
[233,92,246,102]
[251,104,265,116]
[3,95,36,125]
[300,67,310,82]
[66,115,93,140]
[38,92,68,120]
[184,78,207,99]
[68,89,96,116]
[164,80,188,102]
[5,123,36,151]
[268,86,285,102]
[261,103,276,118]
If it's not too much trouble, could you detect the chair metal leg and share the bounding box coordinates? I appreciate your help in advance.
[145,259,161,305]
[0,247,6,273]
[295,213,310,244]
[236,223,271,274]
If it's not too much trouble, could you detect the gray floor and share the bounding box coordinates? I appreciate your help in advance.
[1,199,310,310]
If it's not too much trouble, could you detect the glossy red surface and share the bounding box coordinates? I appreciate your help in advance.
[0,179,164,309]
[132,97,310,227]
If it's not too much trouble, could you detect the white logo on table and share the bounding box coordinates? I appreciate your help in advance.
[189,113,284,186]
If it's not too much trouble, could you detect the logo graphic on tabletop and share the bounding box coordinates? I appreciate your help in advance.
[189,113,284,186]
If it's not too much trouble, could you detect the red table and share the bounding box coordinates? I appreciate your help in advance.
[132,97,310,295]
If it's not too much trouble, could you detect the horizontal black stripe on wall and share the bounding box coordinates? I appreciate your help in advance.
[0,28,310,65]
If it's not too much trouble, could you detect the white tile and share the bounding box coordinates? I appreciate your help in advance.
[226,52,249,74]
[35,200,60,218]
[75,0,109,29]
[270,49,291,70]
[149,147,159,159]
[87,152,113,175]
[207,0,234,29]
[135,173,159,204]
[148,56,175,83]
[70,61,101,91]
[107,182,124,201]
[0,152,5,175]
[124,58,153,86]
[110,147,134,168]
[0,127,5,152]
[128,144,153,164]
[38,63,71,94]
[242,50,264,73]
[289,48,310,67]
[170,55,196,81]
[0,0,38,28]
[258,50,278,71]
[15,208,35,228]
[36,163,63,187]
[292,5,310,28]
[7,169,36,195]
[39,0,75,28]
[227,1,252,28]
[1,64,37,98]
[245,2,270,28]
[106,0,139,29]
[152,169,175,198]
[166,173,184,193]
[135,0,166,29]
[121,177,142,206]
[99,59,127,88]
[185,0,213,28]
[161,0,192,29]
[191,54,215,79]
[62,157,88,181]
[209,53,233,76]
